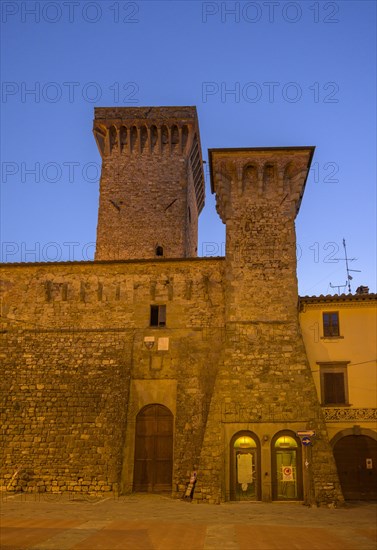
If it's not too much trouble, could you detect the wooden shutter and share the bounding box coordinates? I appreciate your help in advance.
[323,372,345,404]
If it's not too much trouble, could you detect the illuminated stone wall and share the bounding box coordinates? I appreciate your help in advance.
[0,259,224,494]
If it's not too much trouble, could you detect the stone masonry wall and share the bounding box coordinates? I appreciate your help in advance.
[0,258,225,495]
[1,327,131,494]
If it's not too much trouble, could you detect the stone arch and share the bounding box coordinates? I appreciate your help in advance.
[242,164,258,193]
[330,427,377,446]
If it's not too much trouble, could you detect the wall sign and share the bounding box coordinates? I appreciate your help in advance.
[282,466,294,481]
[237,453,253,491]
[158,337,169,351]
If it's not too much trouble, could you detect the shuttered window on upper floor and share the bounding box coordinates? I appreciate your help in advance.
[319,362,349,405]
[323,311,340,337]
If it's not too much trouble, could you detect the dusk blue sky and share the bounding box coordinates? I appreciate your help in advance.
[1,0,376,295]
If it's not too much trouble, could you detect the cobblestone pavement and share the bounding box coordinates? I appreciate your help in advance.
[1,493,376,550]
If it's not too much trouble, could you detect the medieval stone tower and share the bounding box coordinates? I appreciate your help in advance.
[195,148,342,503]
[0,106,344,505]
[94,107,204,260]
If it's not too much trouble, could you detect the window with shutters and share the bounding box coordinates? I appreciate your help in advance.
[322,311,340,337]
[318,362,350,405]
[150,305,166,327]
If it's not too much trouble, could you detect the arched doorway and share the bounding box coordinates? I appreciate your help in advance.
[230,431,261,501]
[271,431,303,500]
[333,435,377,500]
[133,404,173,493]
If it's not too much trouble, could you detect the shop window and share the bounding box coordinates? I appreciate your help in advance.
[271,432,302,500]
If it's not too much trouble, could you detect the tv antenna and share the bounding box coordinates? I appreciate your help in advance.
[329,238,361,294]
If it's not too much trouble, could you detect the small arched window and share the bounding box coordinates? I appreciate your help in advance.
[156,246,164,257]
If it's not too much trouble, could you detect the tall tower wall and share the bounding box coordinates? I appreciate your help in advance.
[195,147,344,504]
[94,107,205,261]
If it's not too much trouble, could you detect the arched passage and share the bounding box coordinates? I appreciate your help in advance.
[333,434,377,500]
[133,404,173,493]
[230,431,261,501]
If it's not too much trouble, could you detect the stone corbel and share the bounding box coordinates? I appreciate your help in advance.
[137,126,142,154]
[116,126,121,155]
[104,126,111,156]
[236,161,243,195]
[157,126,162,154]
[277,164,285,195]
[167,126,172,154]
[177,126,183,153]
[147,126,152,154]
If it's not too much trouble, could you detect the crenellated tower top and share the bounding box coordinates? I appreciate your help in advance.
[209,147,314,223]
[209,147,314,321]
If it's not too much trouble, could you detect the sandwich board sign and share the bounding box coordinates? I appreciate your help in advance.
[184,471,197,499]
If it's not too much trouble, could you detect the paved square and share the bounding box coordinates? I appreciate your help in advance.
[1,494,376,549]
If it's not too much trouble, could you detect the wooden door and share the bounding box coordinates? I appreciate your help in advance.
[334,435,377,500]
[133,404,173,493]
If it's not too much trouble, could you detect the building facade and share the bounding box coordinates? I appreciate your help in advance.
[300,292,377,500]
[1,107,375,503]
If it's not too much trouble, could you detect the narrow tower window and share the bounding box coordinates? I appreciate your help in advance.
[150,305,166,327]
[156,246,164,257]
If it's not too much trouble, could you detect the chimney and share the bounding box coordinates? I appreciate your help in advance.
[356,286,369,295]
